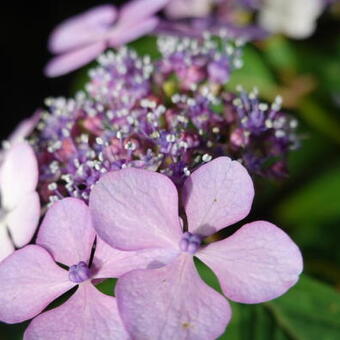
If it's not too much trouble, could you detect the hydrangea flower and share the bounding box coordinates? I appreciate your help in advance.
[89,157,303,339]
[45,0,168,77]
[0,197,179,338]
[258,0,325,39]
[28,36,298,209]
[0,142,40,261]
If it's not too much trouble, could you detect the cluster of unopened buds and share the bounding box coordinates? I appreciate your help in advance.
[0,6,303,338]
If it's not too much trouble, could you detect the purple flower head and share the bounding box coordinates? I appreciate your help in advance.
[89,156,303,339]
[45,0,168,77]
[27,35,298,209]
[0,197,176,338]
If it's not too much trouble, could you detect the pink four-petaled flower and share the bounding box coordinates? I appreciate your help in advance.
[45,0,169,77]
[0,197,178,339]
[90,156,303,339]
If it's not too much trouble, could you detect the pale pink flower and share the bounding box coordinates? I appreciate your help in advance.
[0,197,175,338]
[45,0,169,77]
[90,156,303,339]
[0,142,40,262]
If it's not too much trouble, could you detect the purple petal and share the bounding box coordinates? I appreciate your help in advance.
[0,142,38,210]
[89,168,182,251]
[197,221,303,304]
[109,17,159,47]
[0,225,14,262]
[6,191,40,248]
[37,198,95,267]
[116,254,231,340]
[24,282,129,340]
[119,0,168,25]
[182,157,254,237]
[49,4,117,54]
[0,245,74,323]
[92,237,179,279]
[44,42,105,78]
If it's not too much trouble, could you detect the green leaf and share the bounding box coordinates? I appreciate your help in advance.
[276,163,340,225]
[227,45,277,98]
[298,98,340,146]
[266,275,340,340]
[263,36,298,71]
[197,257,340,340]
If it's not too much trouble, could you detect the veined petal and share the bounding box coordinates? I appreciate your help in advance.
[44,42,105,78]
[182,157,254,236]
[24,282,129,340]
[0,245,74,323]
[37,198,95,267]
[0,142,38,210]
[116,254,231,340]
[6,191,40,248]
[92,237,179,279]
[197,221,303,304]
[89,168,182,251]
[49,5,117,53]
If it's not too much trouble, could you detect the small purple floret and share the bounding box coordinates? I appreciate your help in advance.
[180,232,202,254]
[68,261,91,283]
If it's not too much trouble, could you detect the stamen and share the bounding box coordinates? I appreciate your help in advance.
[179,232,202,254]
[68,261,91,283]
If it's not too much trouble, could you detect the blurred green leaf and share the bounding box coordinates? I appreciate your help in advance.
[263,36,298,71]
[228,45,277,98]
[298,98,340,145]
[266,275,340,340]
[276,163,340,225]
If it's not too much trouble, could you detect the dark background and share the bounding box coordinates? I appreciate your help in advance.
[1,1,126,139]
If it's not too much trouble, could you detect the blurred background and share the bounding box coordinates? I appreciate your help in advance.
[1,1,340,339]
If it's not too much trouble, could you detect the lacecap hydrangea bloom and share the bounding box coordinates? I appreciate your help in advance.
[89,156,303,339]
[0,32,303,338]
[28,35,298,211]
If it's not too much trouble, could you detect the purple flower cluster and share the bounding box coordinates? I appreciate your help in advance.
[28,35,298,207]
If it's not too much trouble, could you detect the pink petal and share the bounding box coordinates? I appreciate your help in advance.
[49,5,117,54]
[6,191,40,248]
[182,157,254,236]
[24,282,129,340]
[0,142,38,210]
[89,168,182,251]
[109,17,159,47]
[37,198,95,267]
[8,111,41,145]
[0,224,14,262]
[116,254,231,340]
[44,42,105,78]
[197,221,303,304]
[92,237,179,279]
[119,0,168,25]
[0,245,74,323]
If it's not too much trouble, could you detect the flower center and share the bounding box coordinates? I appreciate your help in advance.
[68,261,91,283]
[179,232,202,254]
